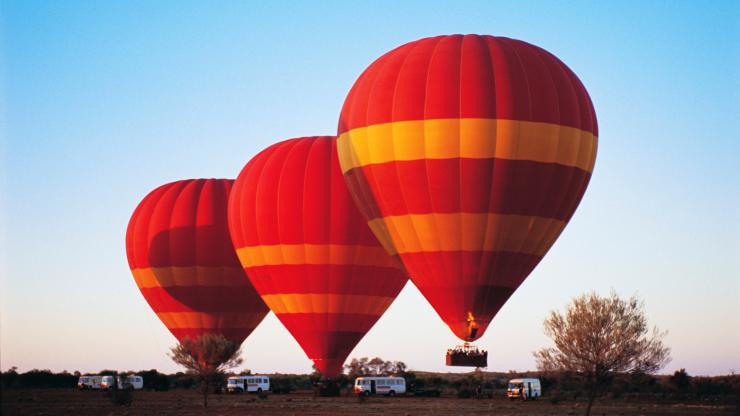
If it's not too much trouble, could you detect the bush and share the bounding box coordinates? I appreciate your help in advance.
[137,369,170,391]
[457,388,474,399]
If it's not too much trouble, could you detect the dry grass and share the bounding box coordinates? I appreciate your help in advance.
[1,388,736,416]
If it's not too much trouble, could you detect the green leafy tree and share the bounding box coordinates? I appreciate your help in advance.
[169,334,243,407]
[534,291,670,416]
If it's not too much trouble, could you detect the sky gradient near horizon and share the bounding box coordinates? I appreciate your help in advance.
[2,1,739,376]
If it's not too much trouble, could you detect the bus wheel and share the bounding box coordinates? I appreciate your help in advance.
[388,390,395,397]
[363,391,370,397]
[257,388,262,393]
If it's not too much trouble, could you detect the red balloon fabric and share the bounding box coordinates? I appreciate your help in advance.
[126,179,269,344]
[228,136,408,377]
[337,35,598,342]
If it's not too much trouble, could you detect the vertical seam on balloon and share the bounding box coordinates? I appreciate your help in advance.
[540,74,584,260]
[219,180,232,331]
[310,137,331,350]
[369,39,419,273]
[278,140,308,320]
[254,143,282,308]
[383,39,427,346]
[328,137,342,346]
[162,181,186,287]
[474,35,499,341]
[228,170,243,270]
[457,35,468,336]
[193,179,206,333]
[534,50,578,260]
[216,180,228,290]
[340,63,385,250]
[522,42,563,269]
[504,40,538,294]
[159,184,180,285]
[195,180,207,290]
[244,155,265,294]
[420,36,448,298]
[223,180,236,288]
[149,190,176,339]
[485,37,525,340]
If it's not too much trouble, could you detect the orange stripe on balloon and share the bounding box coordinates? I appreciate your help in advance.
[337,118,597,174]
[236,244,397,268]
[131,266,248,289]
[261,293,395,316]
[156,312,266,329]
[367,213,566,257]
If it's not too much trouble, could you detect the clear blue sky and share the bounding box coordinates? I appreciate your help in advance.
[2,1,738,376]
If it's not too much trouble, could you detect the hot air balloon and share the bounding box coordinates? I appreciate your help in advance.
[228,136,408,378]
[126,179,269,344]
[336,34,598,365]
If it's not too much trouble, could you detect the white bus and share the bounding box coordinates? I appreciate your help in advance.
[354,376,406,396]
[77,376,102,390]
[227,375,270,393]
[507,378,541,400]
[100,375,144,390]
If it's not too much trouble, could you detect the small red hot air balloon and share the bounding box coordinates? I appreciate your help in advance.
[228,136,408,377]
[126,179,269,344]
[337,35,598,364]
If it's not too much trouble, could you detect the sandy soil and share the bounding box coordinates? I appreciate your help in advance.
[1,389,736,416]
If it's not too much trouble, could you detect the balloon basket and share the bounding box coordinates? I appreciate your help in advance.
[445,343,487,367]
[314,379,341,397]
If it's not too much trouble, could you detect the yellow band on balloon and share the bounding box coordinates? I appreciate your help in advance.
[156,312,265,329]
[261,293,395,316]
[367,212,566,257]
[236,243,397,268]
[337,118,597,174]
[132,266,248,289]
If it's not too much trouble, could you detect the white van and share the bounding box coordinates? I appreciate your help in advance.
[354,376,406,396]
[227,375,270,393]
[507,378,541,400]
[100,375,144,390]
[77,375,102,390]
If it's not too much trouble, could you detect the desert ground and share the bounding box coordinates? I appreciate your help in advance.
[2,389,736,416]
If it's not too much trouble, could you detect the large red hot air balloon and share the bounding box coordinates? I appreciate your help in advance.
[228,136,408,377]
[126,179,269,343]
[337,35,598,346]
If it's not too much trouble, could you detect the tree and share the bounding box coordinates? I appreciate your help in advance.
[669,368,691,392]
[534,291,670,416]
[345,357,369,379]
[169,334,243,407]
[344,357,408,378]
[366,357,392,375]
[392,361,407,375]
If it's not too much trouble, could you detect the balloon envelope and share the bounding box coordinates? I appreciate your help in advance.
[337,34,598,342]
[228,136,408,377]
[126,179,269,343]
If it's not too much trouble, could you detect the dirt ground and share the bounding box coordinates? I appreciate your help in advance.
[1,389,736,416]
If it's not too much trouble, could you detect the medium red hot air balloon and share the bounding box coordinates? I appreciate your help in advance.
[337,35,598,352]
[228,136,408,377]
[126,179,269,343]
